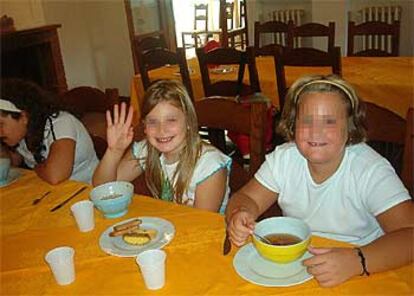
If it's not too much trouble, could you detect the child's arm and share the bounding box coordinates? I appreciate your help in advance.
[193,168,227,212]
[92,103,135,186]
[225,178,279,246]
[34,139,75,184]
[303,200,414,287]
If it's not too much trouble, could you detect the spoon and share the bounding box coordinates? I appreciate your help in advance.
[253,232,272,245]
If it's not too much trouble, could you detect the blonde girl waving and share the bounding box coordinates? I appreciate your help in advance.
[93,80,231,213]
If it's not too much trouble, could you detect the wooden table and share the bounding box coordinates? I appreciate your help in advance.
[1,170,413,295]
[131,57,413,122]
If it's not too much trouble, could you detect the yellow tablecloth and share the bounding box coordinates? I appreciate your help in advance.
[1,170,413,295]
[131,57,413,123]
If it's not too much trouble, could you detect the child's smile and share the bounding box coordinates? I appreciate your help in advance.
[295,92,348,173]
[144,101,187,163]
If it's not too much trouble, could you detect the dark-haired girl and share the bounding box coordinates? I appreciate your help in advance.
[0,79,98,184]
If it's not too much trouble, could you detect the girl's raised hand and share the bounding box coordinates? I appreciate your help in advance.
[106,103,134,153]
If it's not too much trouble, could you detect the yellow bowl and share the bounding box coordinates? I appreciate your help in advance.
[252,217,311,264]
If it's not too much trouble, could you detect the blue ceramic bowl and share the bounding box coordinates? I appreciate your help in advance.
[90,181,133,219]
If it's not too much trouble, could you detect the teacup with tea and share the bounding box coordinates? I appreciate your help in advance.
[252,217,311,264]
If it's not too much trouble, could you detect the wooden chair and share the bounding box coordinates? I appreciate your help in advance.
[274,46,342,110]
[347,21,400,56]
[182,4,211,50]
[288,21,335,51]
[196,46,260,98]
[134,31,168,54]
[228,0,248,49]
[59,86,119,119]
[59,86,120,159]
[195,96,282,218]
[136,47,194,101]
[254,20,292,51]
[364,102,413,195]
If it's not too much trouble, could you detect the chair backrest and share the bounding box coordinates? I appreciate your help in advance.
[59,86,119,118]
[254,20,292,49]
[364,102,411,192]
[239,0,247,28]
[194,4,208,31]
[134,31,168,54]
[195,97,266,180]
[224,2,234,30]
[136,47,194,100]
[195,96,283,217]
[347,21,400,56]
[274,46,342,110]
[196,46,260,98]
[288,21,335,51]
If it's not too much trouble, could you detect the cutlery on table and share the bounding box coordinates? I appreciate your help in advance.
[223,231,231,255]
[50,186,88,212]
[32,191,52,205]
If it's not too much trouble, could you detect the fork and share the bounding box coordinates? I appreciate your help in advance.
[32,191,51,205]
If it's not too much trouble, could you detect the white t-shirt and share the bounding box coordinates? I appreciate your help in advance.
[132,140,232,214]
[17,112,99,184]
[255,142,411,246]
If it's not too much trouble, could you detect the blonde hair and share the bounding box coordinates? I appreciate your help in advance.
[141,80,203,203]
[277,74,366,144]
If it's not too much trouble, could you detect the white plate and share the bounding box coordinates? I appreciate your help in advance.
[0,168,21,188]
[99,217,175,257]
[233,243,313,287]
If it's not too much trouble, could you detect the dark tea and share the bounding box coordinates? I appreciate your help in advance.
[263,233,302,246]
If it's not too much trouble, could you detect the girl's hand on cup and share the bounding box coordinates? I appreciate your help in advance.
[227,208,255,247]
[106,103,134,154]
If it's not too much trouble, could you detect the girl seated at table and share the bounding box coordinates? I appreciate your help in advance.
[0,79,99,184]
[225,74,413,287]
[93,80,231,213]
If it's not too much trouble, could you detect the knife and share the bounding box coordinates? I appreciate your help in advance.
[223,231,231,255]
[50,186,88,212]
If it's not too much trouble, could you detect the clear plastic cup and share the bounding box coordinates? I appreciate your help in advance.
[136,249,166,290]
[45,246,75,285]
[71,200,95,232]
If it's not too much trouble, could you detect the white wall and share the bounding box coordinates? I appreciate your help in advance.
[1,0,134,96]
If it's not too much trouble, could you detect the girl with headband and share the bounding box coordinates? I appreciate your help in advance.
[0,79,99,184]
[225,74,413,287]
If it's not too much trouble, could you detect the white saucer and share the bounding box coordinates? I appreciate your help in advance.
[233,243,313,287]
[0,168,21,188]
[99,217,175,257]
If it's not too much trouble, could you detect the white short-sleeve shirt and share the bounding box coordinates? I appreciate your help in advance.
[17,111,99,184]
[132,140,232,214]
[255,142,411,246]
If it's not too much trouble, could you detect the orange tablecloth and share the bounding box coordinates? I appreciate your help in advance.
[131,57,413,122]
[1,170,413,295]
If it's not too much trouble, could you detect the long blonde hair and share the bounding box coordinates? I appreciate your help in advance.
[141,80,203,203]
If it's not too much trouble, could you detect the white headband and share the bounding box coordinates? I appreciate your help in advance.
[0,99,22,113]
[294,79,355,109]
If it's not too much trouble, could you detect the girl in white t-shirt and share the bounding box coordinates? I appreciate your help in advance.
[225,74,413,287]
[93,80,231,213]
[0,79,98,184]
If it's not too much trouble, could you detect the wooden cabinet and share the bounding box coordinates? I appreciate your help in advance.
[1,24,67,94]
